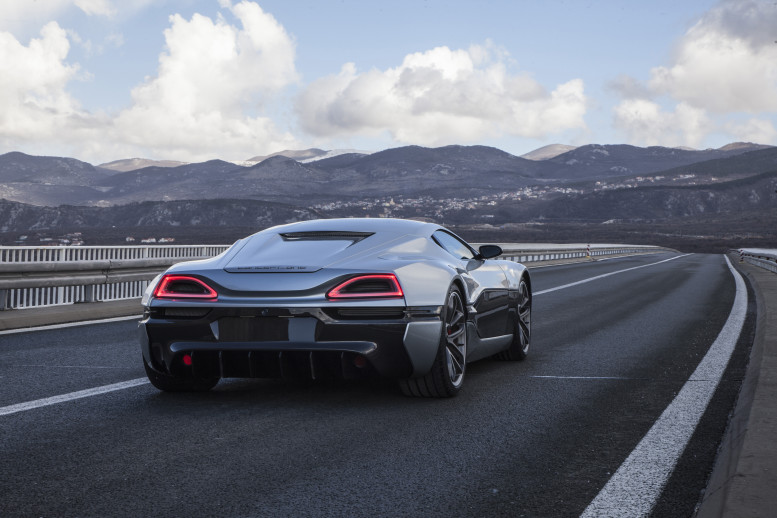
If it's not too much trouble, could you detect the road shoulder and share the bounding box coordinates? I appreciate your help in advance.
[0,298,142,332]
[696,257,777,517]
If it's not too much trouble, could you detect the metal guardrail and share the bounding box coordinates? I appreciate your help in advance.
[495,245,667,264]
[0,245,229,310]
[737,248,777,274]
[0,243,669,311]
[0,244,230,263]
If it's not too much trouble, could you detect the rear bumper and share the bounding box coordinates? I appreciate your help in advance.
[139,305,442,380]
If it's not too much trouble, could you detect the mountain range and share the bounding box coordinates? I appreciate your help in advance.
[0,142,772,207]
[1,142,775,251]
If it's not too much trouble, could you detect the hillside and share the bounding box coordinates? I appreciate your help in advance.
[2,166,775,251]
[1,143,776,251]
[0,144,773,207]
[0,152,108,185]
[538,143,771,180]
[98,158,188,172]
[533,170,777,222]
[520,144,578,160]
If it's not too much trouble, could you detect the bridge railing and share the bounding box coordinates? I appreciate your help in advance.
[489,244,667,264]
[0,244,230,263]
[0,243,670,311]
[0,245,230,310]
[737,248,777,274]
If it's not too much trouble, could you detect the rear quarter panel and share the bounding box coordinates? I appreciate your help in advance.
[494,260,530,291]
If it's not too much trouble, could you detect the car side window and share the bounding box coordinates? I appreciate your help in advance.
[433,230,475,260]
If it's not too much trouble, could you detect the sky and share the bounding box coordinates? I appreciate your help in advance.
[1,0,776,164]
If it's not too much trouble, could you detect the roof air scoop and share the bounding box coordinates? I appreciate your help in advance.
[280,231,374,243]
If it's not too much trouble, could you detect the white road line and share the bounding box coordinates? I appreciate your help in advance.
[580,255,747,517]
[0,314,142,336]
[534,254,692,296]
[530,375,712,382]
[13,364,136,370]
[0,378,149,417]
[527,252,669,270]
[530,375,646,381]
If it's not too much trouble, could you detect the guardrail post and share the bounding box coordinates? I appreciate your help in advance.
[83,285,96,303]
[0,289,8,310]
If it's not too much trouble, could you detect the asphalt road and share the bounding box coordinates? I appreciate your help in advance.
[0,253,755,518]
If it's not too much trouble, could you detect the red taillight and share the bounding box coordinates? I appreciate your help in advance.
[326,274,404,299]
[153,275,218,300]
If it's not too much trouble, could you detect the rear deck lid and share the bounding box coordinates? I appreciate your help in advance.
[223,231,374,273]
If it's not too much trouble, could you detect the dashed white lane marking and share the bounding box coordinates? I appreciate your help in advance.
[0,378,149,417]
[530,375,716,382]
[580,255,747,517]
[527,252,670,270]
[0,314,142,336]
[530,375,643,381]
[13,364,136,369]
[534,254,692,296]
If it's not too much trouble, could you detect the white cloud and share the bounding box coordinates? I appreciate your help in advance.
[0,0,116,35]
[655,0,777,113]
[724,118,777,144]
[0,0,71,24]
[0,1,300,162]
[607,74,653,100]
[612,0,777,147]
[74,0,115,17]
[67,28,124,57]
[0,1,68,37]
[296,44,587,146]
[112,1,300,161]
[613,99,711,148]
[0,22,85,142]
[648,2,777,113]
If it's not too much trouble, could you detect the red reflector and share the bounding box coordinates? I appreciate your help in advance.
[326,274,404,299]
[153,275,218,300]
[183,354,193,366]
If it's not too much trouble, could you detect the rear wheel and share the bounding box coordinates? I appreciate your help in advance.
[399,285,467,398]
[495,278,531,361]
[143,359,220,392]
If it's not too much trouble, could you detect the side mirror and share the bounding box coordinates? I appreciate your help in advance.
[478,245,502,260]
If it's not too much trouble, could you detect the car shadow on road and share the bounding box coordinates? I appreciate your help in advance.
[139,357,509,412]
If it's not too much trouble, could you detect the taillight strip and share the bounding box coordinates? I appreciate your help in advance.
[327,274,404,299]
[153,275,218,300]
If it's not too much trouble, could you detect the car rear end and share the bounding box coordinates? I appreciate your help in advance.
[139,226,444,385]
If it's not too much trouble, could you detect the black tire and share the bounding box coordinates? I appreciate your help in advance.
[495,277,531,361]
[143,359,220,392]
[399,285,467,398]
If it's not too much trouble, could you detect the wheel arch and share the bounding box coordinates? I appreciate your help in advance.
[450,276,470,316]
[521,269,533,301]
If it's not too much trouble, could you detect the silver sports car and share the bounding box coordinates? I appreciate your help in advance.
[139,218,531,397]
